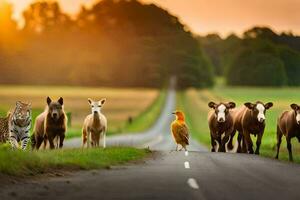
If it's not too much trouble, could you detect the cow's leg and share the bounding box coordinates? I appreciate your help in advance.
[227,130,236,150]
[210,132,216,152]
[286,136,293,161]
[255,132,263,155]
[243,131,253,154]
[220,131,232,152]
[237,132,243,153]
[275,126,283,159]
[217,134,222,152]
[296,135,300,143]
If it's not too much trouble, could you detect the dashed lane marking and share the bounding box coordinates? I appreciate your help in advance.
[184,161,190,169]
[187,178,199,189]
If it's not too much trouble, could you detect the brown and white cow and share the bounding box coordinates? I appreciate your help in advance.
[233,101,273,154]
[276,103,300,161]
[208,101,236,152]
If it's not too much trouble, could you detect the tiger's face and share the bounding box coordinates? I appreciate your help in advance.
[14,101,31,126]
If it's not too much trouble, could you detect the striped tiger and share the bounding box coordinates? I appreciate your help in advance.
[9,101,32,150]
[0,112,11,143]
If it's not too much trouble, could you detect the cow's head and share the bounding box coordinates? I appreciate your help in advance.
[208,101,236,123]
[291,103,300,124]
[244,101,273,123]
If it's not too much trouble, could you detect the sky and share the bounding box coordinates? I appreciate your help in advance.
[7,0,300,37]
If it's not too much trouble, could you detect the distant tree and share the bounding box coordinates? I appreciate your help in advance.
[23,1,72,34]
[200,33,241,76]
[244,26,277,40]
[199,33,223,75]
[279,47,300,86]
[0,0,214,88]
[244,26,300,52]
[75,0,214,88]
[226,48,287,86]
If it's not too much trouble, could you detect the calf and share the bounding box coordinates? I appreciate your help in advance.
[208,101,236,152]
[276,104,300,161]
[234,101,273,154]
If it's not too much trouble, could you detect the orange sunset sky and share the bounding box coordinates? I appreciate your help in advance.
[7,0,300,37]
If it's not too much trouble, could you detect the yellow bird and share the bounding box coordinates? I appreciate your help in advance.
[171,110,189,151]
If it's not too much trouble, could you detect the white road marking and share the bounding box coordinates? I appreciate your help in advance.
[187,178,199,189]
[184,161,190,169]
[185,151,189,156]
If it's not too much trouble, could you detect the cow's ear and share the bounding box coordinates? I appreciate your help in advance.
[265,102,273,110]
[291,104,299,110]
[47,97,52,105]
[244,102,254,110]
[58,97,64,105]
[227,102,236,109]
[208,102,216,109]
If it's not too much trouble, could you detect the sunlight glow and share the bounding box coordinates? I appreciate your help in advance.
[7,0,300,36]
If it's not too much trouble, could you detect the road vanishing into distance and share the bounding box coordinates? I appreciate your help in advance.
[1,88,300,200]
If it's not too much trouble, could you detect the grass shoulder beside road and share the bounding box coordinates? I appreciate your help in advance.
[0,145,149,176]
[122,89,166,133]
[177,87,300,163]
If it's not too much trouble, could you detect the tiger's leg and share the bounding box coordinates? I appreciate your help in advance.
[9,132,19,149]
[21,135,30,150]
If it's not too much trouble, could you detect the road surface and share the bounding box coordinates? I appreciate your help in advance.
[1,89,300,200]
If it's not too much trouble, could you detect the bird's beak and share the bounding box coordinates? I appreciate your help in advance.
[172,112,175,115]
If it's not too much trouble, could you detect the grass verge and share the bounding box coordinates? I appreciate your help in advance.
[122,89,166,133]
[0,145,149,176]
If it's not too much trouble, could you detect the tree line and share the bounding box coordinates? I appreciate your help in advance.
[0,0,213,89]
[199,27,300,86]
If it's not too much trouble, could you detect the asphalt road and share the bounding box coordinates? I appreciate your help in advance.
[1,88,300,200]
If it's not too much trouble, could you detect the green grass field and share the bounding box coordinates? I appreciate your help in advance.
[177,85,300,163]
[0,144,149,176]
[0,85,166,139]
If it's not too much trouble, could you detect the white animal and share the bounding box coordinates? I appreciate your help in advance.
[82,98,107,148]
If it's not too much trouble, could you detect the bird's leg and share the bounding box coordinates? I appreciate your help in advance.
[170,144,178,153]
[179,145,184,151]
